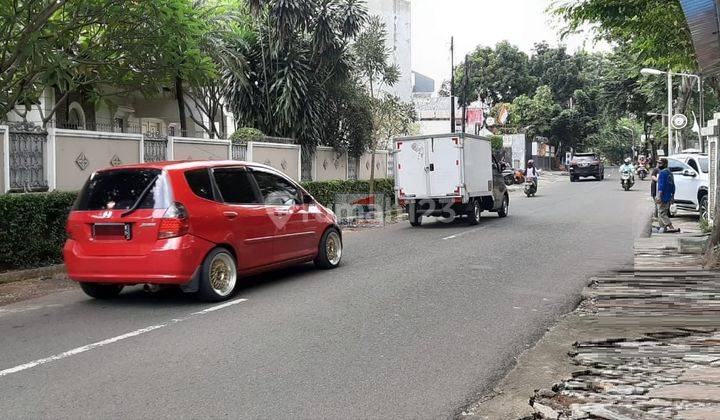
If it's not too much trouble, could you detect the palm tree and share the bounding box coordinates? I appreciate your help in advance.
[224,0,368,153]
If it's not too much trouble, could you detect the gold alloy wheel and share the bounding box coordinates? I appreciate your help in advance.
[209,253,237,297]
[326,231,342,266]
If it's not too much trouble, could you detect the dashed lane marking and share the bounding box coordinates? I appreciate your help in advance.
[0,298,248,378]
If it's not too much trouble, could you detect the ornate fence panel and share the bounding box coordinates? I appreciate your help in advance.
[232,144,247,161]
[348,156,359,180]
[144,134,167,162]
[8,122,48,192]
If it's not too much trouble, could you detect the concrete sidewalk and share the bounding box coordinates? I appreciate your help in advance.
[464,215,720,419]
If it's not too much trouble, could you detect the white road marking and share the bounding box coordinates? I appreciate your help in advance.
[192,298,248,315]
[0,297,248,378]
[0,304,63,317]
[442,228,481,241]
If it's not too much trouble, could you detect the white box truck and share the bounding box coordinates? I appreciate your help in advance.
[392,133,509,227]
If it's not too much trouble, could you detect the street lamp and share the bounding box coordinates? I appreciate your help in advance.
[640,68,701,155]
[620,126,636,158]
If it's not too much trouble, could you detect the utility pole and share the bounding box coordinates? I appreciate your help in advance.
[461,54,469,134]
[668,71,674,156]
[700,75,706,153]
[450,37,456,133]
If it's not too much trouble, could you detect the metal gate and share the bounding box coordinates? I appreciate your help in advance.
[232,144,247,161]
[144,134,168,162]
[8,122,48,192]
[348,156,359,180]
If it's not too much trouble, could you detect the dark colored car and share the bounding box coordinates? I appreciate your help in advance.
[569,153,604,182]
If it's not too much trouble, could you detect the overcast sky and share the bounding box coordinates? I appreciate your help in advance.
[411,0,609,87]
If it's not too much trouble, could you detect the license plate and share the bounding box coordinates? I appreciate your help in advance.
[93,223,132,240]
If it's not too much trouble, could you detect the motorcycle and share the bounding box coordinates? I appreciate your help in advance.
[524,179,537,197]
[637,166,648,181]
[620,170,634,191]
[502,169,516,186]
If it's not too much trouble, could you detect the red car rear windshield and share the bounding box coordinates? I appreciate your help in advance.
[74,169,171,211]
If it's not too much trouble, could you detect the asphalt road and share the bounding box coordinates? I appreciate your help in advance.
[0,171,651,419]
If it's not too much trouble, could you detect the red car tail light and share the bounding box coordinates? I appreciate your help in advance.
[158,202,189,239]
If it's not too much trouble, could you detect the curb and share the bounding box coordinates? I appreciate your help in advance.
[0,264,66,285]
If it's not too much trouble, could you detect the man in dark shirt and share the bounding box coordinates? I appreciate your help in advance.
[656,158,679,233]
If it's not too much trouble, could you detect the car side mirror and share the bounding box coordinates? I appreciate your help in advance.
[682,169,697,178]
[302,194,314,205]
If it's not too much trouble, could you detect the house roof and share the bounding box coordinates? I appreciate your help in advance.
[679,0,720,75]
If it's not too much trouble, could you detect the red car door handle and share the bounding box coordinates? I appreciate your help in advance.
[223,211,238,219]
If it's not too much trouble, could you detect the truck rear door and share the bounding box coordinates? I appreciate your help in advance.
[428,136,462,197]
[396,139,429,198]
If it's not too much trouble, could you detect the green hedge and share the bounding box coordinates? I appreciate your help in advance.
[0,179,394,271]
[301,178,395,208]
[0,192,77,271]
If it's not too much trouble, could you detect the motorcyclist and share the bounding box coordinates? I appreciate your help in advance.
[525,160,539,188]
[619,158,635,180]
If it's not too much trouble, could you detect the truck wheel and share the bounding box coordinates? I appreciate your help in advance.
[80,283,123,299]
[198,248,238,302]
[409,211,422,227]
[467,200,481,225]
[497,195,509,218]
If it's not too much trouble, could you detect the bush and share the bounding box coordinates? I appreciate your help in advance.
[0,192,77,271]
[301,179,395,208]
[0,179,395,271]
[490,135,504,151]
[230,127,265,144]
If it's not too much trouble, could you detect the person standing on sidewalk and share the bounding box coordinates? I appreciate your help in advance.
[650,162,660,218]
[656,158,680,233]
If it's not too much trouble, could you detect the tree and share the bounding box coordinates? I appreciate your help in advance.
[553,0,695,70]
[224,0,369,154]
[454,41,535,107]
[352,15,407,196]
[553,0,699,149]
[0,1,218,127]
[529,42,583,105]
[438,80,452,97]
[509,85,561,143]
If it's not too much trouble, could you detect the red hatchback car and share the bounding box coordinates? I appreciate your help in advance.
[64,161,343,301]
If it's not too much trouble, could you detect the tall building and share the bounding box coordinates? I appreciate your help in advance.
[365,0,412,103]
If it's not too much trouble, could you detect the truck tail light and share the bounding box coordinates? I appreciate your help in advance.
[158,202,189,239]
[455,186,461,195]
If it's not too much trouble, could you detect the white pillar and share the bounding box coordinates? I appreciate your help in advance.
[47,128,57,191]
[1,126,9,193]
[167,136,175,161]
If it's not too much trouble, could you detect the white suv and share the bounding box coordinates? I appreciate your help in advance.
[667,155,709,219]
